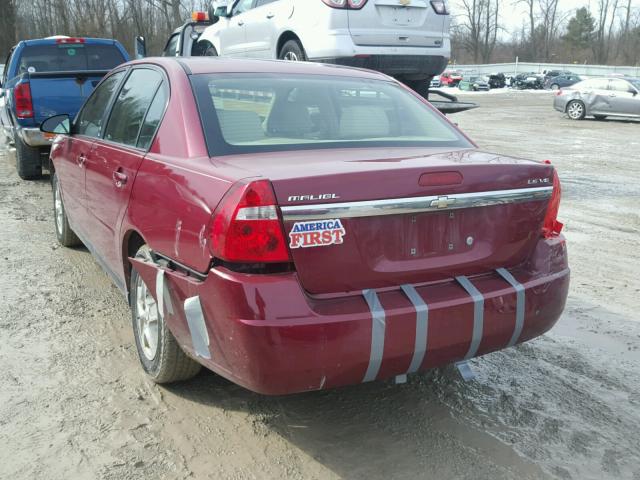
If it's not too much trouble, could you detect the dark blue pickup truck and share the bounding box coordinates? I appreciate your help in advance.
[0,37,129,179]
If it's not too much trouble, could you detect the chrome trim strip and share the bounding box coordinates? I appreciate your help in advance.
[401,285,429,374]
[281,187,553,221]
[496,268,526,348]
[362,289,386,383]
[455,276,484,360]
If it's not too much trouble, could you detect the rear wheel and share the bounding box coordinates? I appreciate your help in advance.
[550,84,560,90]
[566,100,586,120]
[278,39,306,61]
[52,172,81,247]
[130,245,201,384]
[14,133,42,180]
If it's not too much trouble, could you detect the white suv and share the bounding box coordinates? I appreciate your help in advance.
[193,0,451,91]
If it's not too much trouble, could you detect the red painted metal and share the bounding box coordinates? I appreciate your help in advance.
[51,57,570,395]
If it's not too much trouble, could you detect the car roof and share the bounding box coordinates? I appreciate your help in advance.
[129,57,393,81]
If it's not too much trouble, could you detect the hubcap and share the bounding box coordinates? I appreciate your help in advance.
[568,102,583,119]
[135,275,160,361]
[283,51,299,61]
[551,84,559,90]
[54,181,64,235]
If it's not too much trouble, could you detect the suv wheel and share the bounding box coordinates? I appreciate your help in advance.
[279,40,306,61]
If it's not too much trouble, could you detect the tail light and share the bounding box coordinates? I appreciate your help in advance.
[556,89,563,96]
[209,180,290,263]
[321,0,368,9]
[542,168,563,238]
[430,0,449,14]
[14,83,34,119]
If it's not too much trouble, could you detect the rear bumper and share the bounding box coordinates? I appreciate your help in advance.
[315,54,448,79]
[553,96,568,112]
[17,127,53,147]
[132,236,569,395]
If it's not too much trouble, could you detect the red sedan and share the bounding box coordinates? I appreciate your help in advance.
[42,58,568,395]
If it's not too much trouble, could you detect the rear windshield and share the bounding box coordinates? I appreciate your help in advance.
[191,74,472,156]
[17,44,125,74]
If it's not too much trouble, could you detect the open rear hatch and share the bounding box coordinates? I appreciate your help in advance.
[347,0,446,48]
[267,151,553,295]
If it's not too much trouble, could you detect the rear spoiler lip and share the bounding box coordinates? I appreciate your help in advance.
[280,186,553,221]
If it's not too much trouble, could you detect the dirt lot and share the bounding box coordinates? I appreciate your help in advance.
[0,91,639,480]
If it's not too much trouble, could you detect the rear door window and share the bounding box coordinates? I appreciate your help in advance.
[137,83,169,150]
[75,71,125,138]
[609,79,632,93]
[18,44,125,73]
[104,69,164,147]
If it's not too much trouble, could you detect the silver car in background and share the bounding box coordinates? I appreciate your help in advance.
[554,77,640,120]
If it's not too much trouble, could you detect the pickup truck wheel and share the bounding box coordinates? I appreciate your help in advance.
[130,245,201,384]
[52,173,81,247]
[566,100,586,120]
[14,133,42,180]
[279,40,306,61]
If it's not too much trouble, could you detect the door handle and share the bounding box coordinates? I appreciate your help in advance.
[608,94,616,97]
[266,13,275,18]
[237,20,244,26]
[77,154,86,167]
[112,170,128,188]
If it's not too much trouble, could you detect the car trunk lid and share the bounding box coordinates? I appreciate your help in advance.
[215,148,554,295]
[347,0,446,48]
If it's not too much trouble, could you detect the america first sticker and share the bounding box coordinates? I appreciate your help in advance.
[289,219,346,249]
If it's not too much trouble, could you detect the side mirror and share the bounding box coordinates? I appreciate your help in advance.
[135,36,147,60]
[41,114,70,135]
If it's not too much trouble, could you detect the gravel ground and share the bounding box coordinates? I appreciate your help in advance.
[0,91,639,480]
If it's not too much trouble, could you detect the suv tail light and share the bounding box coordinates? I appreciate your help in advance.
[321,0,368,9]
[542,168,563,238]
[430,0,449,14]
[14,83,34,119]
[209,180,290,263]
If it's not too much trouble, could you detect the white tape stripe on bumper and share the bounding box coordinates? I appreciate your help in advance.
[496,268,525,347]
[455,276,484,360]
[155,269,174,318]
[401,284,429,374]
[184,296,211,360]
[362,289,386,382]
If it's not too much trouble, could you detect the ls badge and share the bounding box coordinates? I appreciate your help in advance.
[289,219,346,249]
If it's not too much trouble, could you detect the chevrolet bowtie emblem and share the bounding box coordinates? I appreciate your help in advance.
[430,196,456,209]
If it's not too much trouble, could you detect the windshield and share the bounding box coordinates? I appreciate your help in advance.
[18,44,125,74]
[191,74,471,156]
[629,79,640,90]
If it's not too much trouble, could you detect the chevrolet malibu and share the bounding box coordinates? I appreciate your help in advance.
[42,57,569,395]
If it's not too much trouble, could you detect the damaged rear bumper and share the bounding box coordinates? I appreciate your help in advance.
[131,236,569,395]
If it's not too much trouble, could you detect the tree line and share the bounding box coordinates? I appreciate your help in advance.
[452,0,640,65]
[1,0,639,67]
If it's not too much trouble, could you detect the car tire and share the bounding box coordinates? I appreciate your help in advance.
[278,39,307,61]
[130,245,201,384]
[202,42,218,57]
[404,79,430,99]
[593,115,607,120]
[550,84,560,90]
[14,132,42,180]
[52,172,81,247]
[566,100,586,120]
